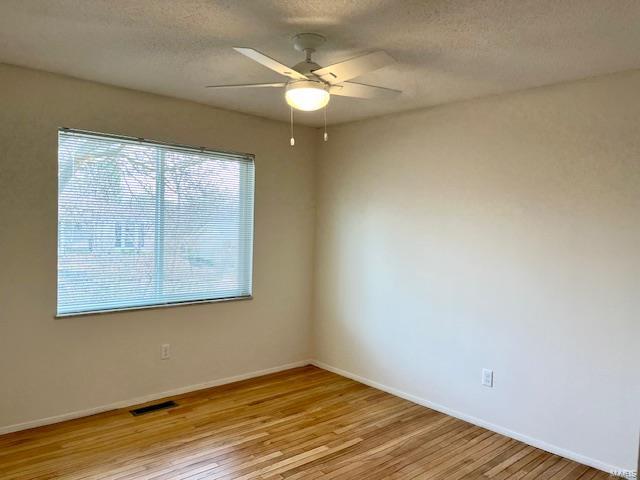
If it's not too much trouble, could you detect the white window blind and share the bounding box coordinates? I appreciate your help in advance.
[57,129,254,316]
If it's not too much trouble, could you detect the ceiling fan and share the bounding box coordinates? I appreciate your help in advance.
[206,33,401,114]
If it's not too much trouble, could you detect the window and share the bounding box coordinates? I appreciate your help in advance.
[57,129,255,316]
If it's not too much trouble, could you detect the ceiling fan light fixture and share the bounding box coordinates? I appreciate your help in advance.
[285,81,330,111]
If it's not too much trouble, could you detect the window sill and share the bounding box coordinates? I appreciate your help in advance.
[55,295,253,318]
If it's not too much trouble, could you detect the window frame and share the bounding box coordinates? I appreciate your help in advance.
[56,128,255,318]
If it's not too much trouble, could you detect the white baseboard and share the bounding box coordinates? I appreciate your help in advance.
[0,360,311,436]
[310,359,631,476]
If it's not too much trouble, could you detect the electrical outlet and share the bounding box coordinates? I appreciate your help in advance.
[482,368,493,388]
[161,344,170,360]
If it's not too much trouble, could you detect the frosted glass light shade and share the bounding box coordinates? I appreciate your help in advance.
[285,81,330,111]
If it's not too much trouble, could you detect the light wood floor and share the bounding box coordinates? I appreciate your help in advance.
[0,366,614,480]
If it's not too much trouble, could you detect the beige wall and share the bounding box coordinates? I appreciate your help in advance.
[314,70,640,471]
[1,62,638,473]
[0,64,316,428]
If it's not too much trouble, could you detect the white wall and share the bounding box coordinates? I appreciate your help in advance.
[1,61,637,473]
[314,70,640,471]
[0,64,316,429]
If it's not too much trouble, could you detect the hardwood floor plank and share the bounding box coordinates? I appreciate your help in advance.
[0,366,614,479]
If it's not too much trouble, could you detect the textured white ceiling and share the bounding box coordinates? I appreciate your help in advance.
[1,0,639,126]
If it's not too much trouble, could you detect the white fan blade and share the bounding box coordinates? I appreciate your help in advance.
[206,82,286,89]
[233,47,308,80]
[312,51,395,84]
[330,82,401,99]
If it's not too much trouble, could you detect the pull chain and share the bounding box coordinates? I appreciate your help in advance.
[290,106,295,146]
[323,105,328,142]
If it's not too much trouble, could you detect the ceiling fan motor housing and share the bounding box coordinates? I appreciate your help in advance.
[292,60,322,76]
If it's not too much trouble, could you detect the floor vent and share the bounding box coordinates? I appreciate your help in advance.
[129,400,178,416]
